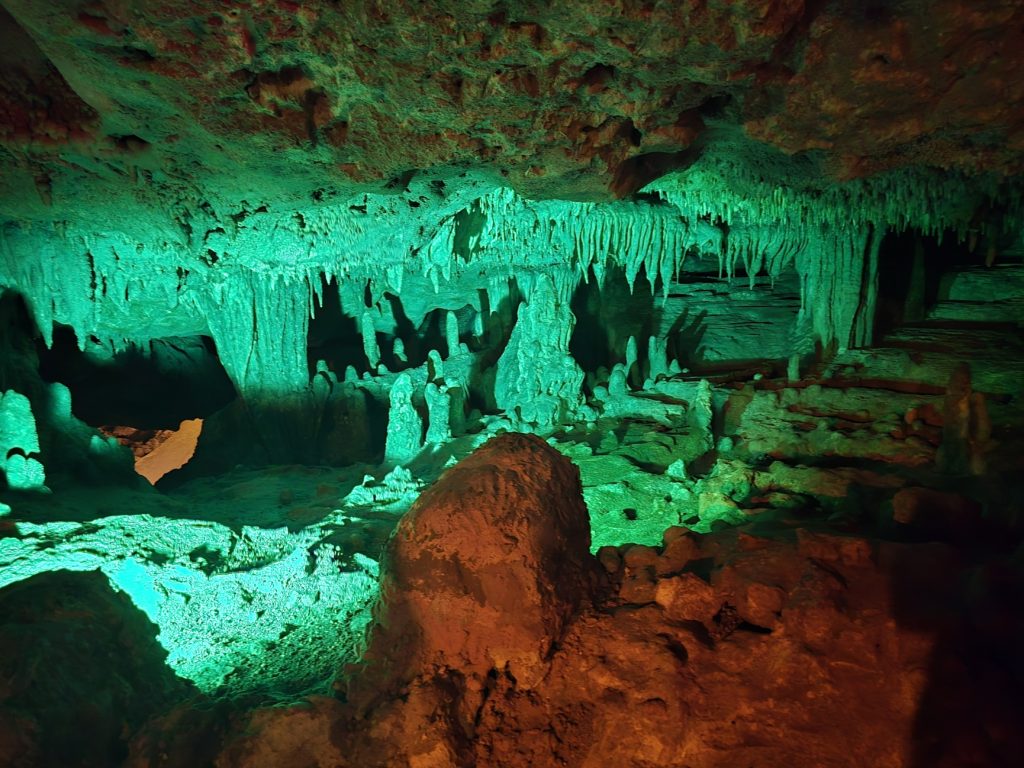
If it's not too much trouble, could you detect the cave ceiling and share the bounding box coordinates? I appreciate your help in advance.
[1,0,1023,397]
[1,0,1022,219]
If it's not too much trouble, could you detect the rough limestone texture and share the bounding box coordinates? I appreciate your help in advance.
[0,389,45,490]
[1,0,1022,485]
[0,570,191,768]
[495,274,584,429]
[183,433,1024,768]
[2,0,1022,220]
[356,432,598,693]
[384,372,424,465]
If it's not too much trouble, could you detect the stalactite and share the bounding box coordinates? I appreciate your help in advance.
[794,225,874,352]
[361,310,381,370]
[202,269,310,398]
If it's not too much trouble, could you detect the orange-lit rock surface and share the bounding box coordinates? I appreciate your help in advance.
[2,0,1023,215]
[354,433,598,689]
[188,432,1024,768]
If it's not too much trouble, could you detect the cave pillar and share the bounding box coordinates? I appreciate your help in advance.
[494,271,583,429]
[796,224,881,354]
[201,271,313,461]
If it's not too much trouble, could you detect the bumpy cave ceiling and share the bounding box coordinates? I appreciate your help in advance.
[2,0,1022,416]
[3,0,1024,212]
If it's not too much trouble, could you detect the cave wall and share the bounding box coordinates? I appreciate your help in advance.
[2,148,1018,480]
[0,0,1022,479]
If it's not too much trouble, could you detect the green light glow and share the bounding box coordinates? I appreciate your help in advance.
[0,389,46,491]
[0,499,381,697]
[1,146,1019,701]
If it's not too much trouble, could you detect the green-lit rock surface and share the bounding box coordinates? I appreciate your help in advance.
[0,569,190,766]
[0,467,387,698]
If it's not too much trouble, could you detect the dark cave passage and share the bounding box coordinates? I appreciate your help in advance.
[36,326,236,431]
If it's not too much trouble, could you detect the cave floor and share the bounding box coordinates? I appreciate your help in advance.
[2,321,1023,702]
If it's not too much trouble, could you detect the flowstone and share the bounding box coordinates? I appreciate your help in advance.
[494,273,584,430]
[0,390,45,491]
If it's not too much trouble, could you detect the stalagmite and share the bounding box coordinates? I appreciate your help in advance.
[648,336,670,382]
[424,382,452,444]
[608,364,629,398]
[625,336,639,378]
[0,390,46,491]
[384,373,423,465]
[688,379,715,454]
[361,311,381,370]
[445,376,468,436]
[312,360,337,401]
[393,338,408,364]
[445,310,460,359]
[937,364,992,476]
[427,350,444,382]
[494,272,584,429]
[787,354,800,382]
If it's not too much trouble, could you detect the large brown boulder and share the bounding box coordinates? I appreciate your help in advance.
[353,432,600,697]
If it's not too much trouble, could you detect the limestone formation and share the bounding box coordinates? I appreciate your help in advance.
[354,433,597,693]
[444,310,460,360]
[0,3,1023,766]
[494,274,584,429]
[423,382,451,445]
[383,373,422,466]
[647,335,670,383]
[937,363,992,476]
[360,311,381,371]
[688,378,715,454]
[0,390,45,490]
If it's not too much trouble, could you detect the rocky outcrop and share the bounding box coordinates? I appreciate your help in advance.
[189,432,1024,768]
[338,432,599,766]
[357,432,596,688]
[0,570,191,768]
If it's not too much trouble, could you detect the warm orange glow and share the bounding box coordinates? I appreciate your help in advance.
[135,419,203,484]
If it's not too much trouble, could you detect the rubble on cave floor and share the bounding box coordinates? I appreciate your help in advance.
[2,299,1024,766]
[3,318,1023,707]
[135,433,1024,768]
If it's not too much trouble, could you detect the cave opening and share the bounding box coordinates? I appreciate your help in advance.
[34,325,236,484]
[872,228,1013,340]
